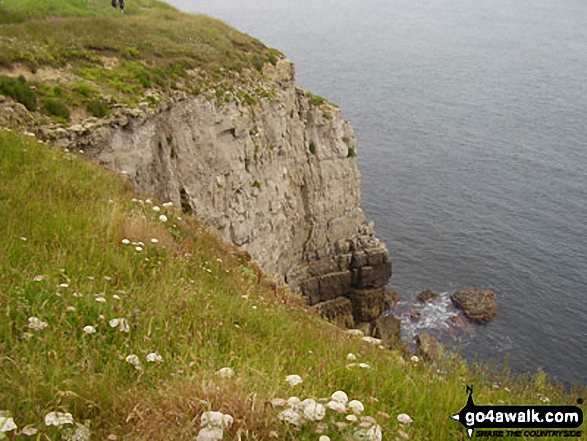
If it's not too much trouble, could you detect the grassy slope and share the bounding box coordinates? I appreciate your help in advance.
[0,132,582,440]
[0,1,584,440]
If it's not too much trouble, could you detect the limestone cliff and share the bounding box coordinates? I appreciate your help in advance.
[19,59,392,325]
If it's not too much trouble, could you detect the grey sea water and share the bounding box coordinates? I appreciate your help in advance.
[166,0,587,386]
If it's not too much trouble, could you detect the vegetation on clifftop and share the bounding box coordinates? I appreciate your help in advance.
[0,0,282,121]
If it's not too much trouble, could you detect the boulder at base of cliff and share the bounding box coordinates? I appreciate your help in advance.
[415,332,439,363]
[450,288,497,324]
[314,297,354,328]
[417,289,439,303]
[373,314,401,347]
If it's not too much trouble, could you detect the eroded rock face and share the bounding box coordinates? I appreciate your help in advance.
[451,288,497,324]
[315,297,354,329]
[416,332,439,363]
[373,314,401,348]
[43,59,391,323]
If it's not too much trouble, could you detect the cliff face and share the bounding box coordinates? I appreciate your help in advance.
[43,59,391,325]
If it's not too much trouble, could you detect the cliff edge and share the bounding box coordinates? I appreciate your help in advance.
[0,3,391,326]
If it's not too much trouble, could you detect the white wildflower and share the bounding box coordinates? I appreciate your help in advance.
[397,413,413,425]
[348,400,365,414]
[150,238,159,244]
[346,414,358,422]
[66,306,76,312]
[285,374,303,387]
[159,215,168,222]
[152,206,161,212]
[121,239,130,245]
[104,276,112,281]
[410,356,419,363]
[135,246,143,252]
[44,411,73,427]
[73,292,83,298]
[359,363,371,369]
[28,317,48,330]
[145,198,153,204]
[196,426,223,441]
[319,436,331,441]
[21,425,37,436]
[59,283,69,288]
[287,397,301,407]
[95,297,106,303]
[277,408,303,427]
[331,391,349,404]
[217,367,235,378]
[163,202,173,207]
[146,352,163,363]
[0,413,16,433]
[299,399,325,421]
[33,275,46,282]
[61,422,91,441]
[20,236,28,241]
[109,318,121,328]
[113,294,121,300]
[354,424,382,441]
[82,326,96,334]
[125,354,140,368]
[119,318,130,333]
[347,353,357,361]
[327,400,346,413]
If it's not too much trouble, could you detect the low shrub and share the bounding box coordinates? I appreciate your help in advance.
[0,75,37,111]
[87,99,110,118]
[43,98,70,120]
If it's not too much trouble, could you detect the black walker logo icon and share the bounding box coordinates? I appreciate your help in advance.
[451,386,584,438]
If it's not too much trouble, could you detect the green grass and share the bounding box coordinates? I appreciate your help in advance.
[0,0,284,116]
[0,131,583,440]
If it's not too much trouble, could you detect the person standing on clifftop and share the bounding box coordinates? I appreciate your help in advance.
[111,0,125,12]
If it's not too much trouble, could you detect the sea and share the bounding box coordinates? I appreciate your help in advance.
[166,0,587,387]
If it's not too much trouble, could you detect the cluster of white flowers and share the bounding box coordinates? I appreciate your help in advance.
[277,397,326,427]
[125,354,141,369]
[44,411,73,427]
[353,422,383,441]
[61,422,91,441]
[28,317,48,331]
[285,374,303,387]
[0,411,17,437]
[146,352,163,363]
[217,367,235,378]
[196,411,233,441]
[397,413,413,425]
[109,318,130,333]
[82,325,96,334]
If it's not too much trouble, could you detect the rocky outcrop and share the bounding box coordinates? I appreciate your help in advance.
[451,288,497,324]
[373,314,401,348]
[416,332,439,363]
[417,290,439,303]
[315,297,354,328]
[11,59,391,323]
